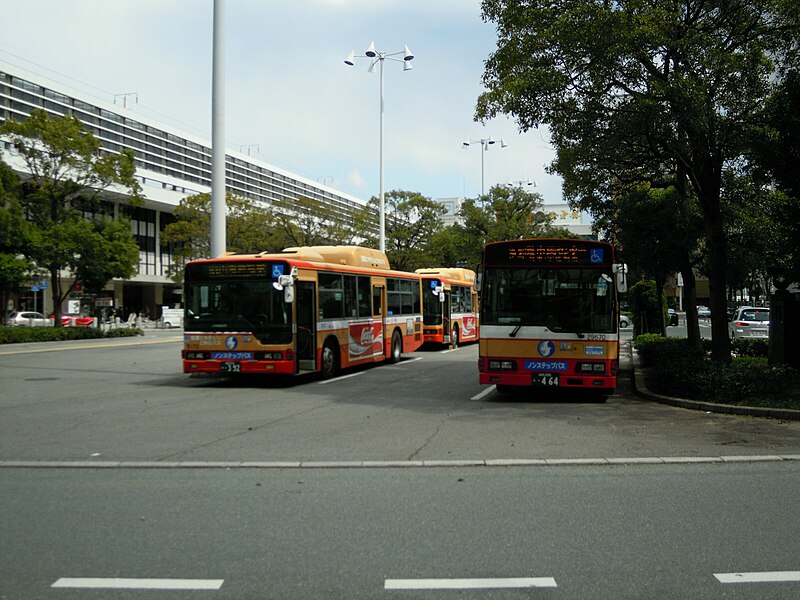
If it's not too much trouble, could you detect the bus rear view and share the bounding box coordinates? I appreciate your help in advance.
[478,239,627,394]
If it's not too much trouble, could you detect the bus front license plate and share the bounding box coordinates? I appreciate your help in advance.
[532,373,559,387]
[220,362,241,374]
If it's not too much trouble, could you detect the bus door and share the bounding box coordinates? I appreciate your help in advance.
[372,284,385,355]
[296,281,316,372]
[443,290,452,343]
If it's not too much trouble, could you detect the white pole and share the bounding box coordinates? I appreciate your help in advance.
[378,57,385,253]
[211,0,226,258]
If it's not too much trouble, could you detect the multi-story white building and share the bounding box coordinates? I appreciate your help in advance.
[1,63,367,320]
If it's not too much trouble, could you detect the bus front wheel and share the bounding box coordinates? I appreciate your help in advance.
[451,325,459,348]
[321,340,339,379]
[389,331,402,364]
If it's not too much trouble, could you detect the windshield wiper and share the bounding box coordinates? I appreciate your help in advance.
[509,324,522,337]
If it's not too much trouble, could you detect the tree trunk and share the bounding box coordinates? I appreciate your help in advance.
[680,263,702,351]
[49,265,63,328]
[698,183,731,362]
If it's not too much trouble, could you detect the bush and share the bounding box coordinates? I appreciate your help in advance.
[637,334,800,409]
[731,337,769,358]
[0,326,143,344]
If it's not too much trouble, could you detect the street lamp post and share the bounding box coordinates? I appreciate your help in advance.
[462,137,507,196]
[345,42,414,253]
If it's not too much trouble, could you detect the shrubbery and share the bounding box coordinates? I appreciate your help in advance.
[0,326,143,344]
[634,334,800,410]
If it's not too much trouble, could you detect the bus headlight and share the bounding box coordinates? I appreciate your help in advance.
[577,362,605,374]
[488,360,517,371]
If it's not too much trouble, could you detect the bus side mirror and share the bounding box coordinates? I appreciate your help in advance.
[612,263,628,294]
[433,285,445,303]
[273,272,296,303]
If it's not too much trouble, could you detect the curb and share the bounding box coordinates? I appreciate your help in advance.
[630,348,800,421]
[2,456,799,469]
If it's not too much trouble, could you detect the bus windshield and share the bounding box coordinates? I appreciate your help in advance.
[481,267,616,334]
[184,279,292,344]
[421,285,442,326]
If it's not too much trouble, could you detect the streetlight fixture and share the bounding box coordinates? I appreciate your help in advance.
[344,42,414,253]
[507,179,536,188]
[462,137,507,195]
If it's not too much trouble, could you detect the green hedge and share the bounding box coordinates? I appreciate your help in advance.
[635,334,799,410]
[0,326,143,344]
[731,337,769,358]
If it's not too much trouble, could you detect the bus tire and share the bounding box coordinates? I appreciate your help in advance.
[321,339,339,379]
[495,384,515,394]
[389,330,403,364]
[451,325,459,348]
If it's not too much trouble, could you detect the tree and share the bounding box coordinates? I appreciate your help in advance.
[457,185,574,271]
[356,190,446,271]
[477,0,800,361]
[0,109,141,325]
[0,161,33,315]
[161,192,277,282]
[270,195,357,249]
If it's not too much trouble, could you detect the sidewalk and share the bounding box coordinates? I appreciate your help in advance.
[628,342,800,421]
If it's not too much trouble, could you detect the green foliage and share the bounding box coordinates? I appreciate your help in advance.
[476,0,800,363]
[628,280,665,336]
[731,338,770,358]
[355,190,447,271]
[161,192,280,282]
[0,326,142,344]
[636,334,800,409]
[0,109,141,324]
[271,195,356,249]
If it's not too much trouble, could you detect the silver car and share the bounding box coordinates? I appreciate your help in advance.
[728,306,769,339]
[6,311,50,327]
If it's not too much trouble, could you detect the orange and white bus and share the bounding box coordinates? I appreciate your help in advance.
[416,268,479,347]
[478,239,627,394]
[182,246,423,378]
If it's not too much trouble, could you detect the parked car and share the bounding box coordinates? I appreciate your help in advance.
[619,315,631,328]
[668,308,679,326]
[161,307,183,329]
[729,306,770,340]
[6,311,50,327]
[697,305,711,318]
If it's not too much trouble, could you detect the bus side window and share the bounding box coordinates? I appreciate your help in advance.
[358,276,371,317]
[373,286,383,317]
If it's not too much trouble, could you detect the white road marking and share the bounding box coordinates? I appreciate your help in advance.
[52,578,224,590]
[715,571,800,584]
[393,356,424,365]
[470,386,496,401]
[385,577,557,590]
[317,372,364,384]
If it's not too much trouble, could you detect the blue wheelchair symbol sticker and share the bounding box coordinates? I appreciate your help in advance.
[271,265,285,279]
[590,249,604,264]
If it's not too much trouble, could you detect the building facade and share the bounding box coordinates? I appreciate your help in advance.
[1,63,367,321]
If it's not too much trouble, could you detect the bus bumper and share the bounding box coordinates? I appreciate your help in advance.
[479,372,616,389]
[183,360,295,375]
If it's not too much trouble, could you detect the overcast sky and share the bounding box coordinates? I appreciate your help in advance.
[1,0,564,205]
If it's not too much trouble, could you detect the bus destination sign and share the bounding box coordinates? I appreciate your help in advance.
[188,261,278,280]
[485,241,611,266]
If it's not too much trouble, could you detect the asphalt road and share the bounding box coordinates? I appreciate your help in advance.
[1,331,799,463]
[1,332,799,599]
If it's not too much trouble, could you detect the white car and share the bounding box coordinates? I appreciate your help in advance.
[697,305,711,318]
[728,306,769,339]
[619,315,631,328]
[7,311,50,327]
